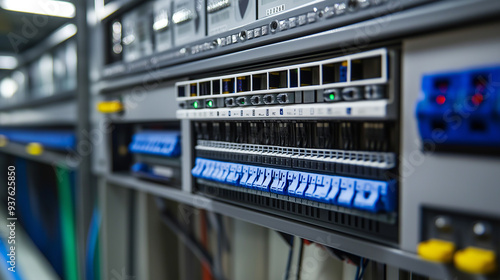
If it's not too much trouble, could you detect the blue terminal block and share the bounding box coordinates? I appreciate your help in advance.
[129,130,181,157]
[253,168,266,190]
[0,129,76,151]
[416,65,500,147]
[191,158,397,214]
[246,167,259,188]
[337,178,356,207]
[304,175,319,199]
[353,179,396,213]
[286,171,300,196]
[322,177,341,204]
[275,171,288,195]
[261,168,273,191]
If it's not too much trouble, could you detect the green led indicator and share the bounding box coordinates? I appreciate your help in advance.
[329,93,335,100]
[207,100,213,107]
[193,101,199,109]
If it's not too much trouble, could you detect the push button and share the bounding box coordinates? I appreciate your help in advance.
[454,247,497,274]
[417,239,455,263]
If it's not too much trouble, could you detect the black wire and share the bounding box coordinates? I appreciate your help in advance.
[296,238,304,280]
[284,237,295,280]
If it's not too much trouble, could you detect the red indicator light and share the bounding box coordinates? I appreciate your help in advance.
[436,95,446,105]
[471,93,484,106]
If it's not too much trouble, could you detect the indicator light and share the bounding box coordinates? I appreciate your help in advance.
[206,100,213,107]
[329,93,335,100]
[193,101,199,109]
[471,93,484,106]
[436,95,446,105]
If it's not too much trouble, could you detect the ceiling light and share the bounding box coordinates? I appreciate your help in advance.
[50,23,78,44]
[1,0,75,18]
[0,77,18,98]
[0,55,18,70]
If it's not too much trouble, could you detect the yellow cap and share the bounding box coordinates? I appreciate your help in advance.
[26,142,43,156]
[0,135,8,147]
[417,239,455,263]
[97,100,124,113]
[454,247,497,274]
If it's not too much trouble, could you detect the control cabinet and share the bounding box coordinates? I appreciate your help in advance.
[91,0,500,279]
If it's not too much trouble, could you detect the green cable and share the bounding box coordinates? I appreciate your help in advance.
[56,166,79,280]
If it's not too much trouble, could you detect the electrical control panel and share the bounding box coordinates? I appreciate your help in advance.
[93,0,500,279]
[175,47,401,244]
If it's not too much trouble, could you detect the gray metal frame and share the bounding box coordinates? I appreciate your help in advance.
[104,172,453,279]
[0,1,93,279]
[401,21,500,253]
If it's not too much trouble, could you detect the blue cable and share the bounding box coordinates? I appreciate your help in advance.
[357,259,369,280]
[86,207,101,280]
[283,238,294,280]
[354,257,362,280]
[0,237,23,280]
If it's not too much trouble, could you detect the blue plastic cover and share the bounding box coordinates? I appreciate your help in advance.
[0,129,76,150]
[191,158,397,213]
[129,130,181,157]
[416,65,500,146]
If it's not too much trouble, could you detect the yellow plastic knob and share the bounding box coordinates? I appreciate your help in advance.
[454,247,497,274]
[26,142,44,156]
[417,239,455,263]
[0,135,8,147]
[97,100,124,113]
